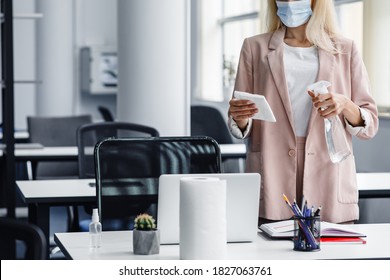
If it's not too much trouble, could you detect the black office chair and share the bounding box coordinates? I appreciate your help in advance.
[98,106,115,122]
[191,105,243,173]
[94,136,222,231]
[26,115,93,254]
[27,115,93,179]
[77,122,160,179]
[0,218,47,260]
[191,105,233,145]
[72,122,160,231]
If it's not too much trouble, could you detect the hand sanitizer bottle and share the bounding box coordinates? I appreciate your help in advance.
[89,208,102,248]
[308,81,351,163]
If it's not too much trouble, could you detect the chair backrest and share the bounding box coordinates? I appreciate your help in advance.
[98,106,115,122]
[94,136,222,230]
[191,105,233,144]
[77,122,160,179]
[0,218,47,260]
[27,115,92,146]
[27,115,92,179]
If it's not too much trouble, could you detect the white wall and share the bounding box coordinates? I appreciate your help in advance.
[1,0,118,129]
[74,0,117,120]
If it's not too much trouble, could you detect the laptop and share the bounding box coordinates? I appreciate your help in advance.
[157,173,261,244]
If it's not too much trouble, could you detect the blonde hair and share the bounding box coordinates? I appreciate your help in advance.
[266,0,340,53]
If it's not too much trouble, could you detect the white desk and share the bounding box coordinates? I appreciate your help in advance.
[17,172,390,259]
[16,178,96,258]
[54,223,390,260]
[0,146,78,160]
[17,178,96,203]
[17,178,159,259]
[1,144,246,160]
[0,130,29,141]
[2,144,246,180]
[356,172,390,198]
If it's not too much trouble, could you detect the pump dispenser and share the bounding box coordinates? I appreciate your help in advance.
[308,81,351,163]
[89,208,102,248]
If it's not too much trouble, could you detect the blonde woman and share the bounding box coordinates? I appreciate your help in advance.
[228,0,378,224]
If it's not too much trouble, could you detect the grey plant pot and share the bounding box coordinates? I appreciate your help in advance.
[133,229,160,255]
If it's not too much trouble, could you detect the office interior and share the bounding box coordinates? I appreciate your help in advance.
[1,0,390,259]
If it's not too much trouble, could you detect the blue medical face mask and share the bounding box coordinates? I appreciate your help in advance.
[276,0,312,28]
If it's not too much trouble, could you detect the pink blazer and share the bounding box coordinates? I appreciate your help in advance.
[233,28,378,223]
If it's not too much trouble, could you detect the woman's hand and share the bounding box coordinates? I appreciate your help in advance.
[228,98,258,131]
[308,91,364,126]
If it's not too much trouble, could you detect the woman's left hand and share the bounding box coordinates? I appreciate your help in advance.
[308,91,364,127]
[308,91,349,118]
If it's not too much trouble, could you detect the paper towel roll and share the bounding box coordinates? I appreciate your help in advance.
[179,177,227,260]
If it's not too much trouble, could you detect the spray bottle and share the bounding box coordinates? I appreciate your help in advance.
[308,81,351,163]
[89,208,102,248]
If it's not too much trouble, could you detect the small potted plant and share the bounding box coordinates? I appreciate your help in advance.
[132,213,160,255]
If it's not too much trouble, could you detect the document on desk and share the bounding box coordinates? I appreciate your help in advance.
[234,91,276,122]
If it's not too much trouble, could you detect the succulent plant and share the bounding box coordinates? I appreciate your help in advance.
[134,213,156,231]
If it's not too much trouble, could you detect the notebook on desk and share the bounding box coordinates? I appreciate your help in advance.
[157,173,261,244]
[259,219,366,239]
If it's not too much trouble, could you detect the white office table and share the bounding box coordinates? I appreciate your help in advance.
[54,223,390,260]
[2,144,245,183]
[356,172,390,198]
[0,130,29,141]
[17,173,390,259]
[16,178,96,258]
[3,144,247,181]
[17,178,96,203]
[17,178,159,259]
[0,146,78,160]
[1,144,247,160]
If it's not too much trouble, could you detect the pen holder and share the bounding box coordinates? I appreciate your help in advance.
[293,215,321,252]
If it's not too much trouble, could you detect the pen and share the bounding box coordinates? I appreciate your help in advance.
[296,217,318,249]
[303,200,308,217]
[293,200,303,217]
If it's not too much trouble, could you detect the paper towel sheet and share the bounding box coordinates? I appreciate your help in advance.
[179,177,227,260]
[234,90,276,122]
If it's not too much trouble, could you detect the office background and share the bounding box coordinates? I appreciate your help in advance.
[1,0,390,128]
[1,0,390,232]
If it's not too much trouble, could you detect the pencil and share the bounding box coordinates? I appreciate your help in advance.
[282,193,293,208]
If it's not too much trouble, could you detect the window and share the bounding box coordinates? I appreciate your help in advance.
[336,0,390,110]
[197,0,261,102]
[335,0,363,53]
